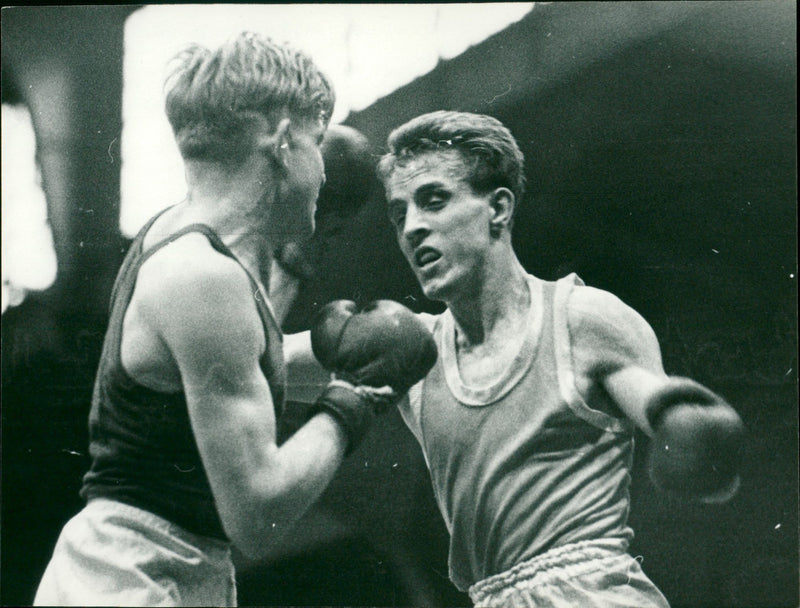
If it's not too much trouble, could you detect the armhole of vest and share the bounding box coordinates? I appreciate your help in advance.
[409,313,445,464]
[553,274,631,434]
[402,384,425,445]
[148,224,281,342]
[190,226,282,343]
[108,222,278,386]
[103,209,179,386]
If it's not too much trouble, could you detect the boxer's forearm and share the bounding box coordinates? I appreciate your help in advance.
[283,330,331,403]
[604,366,745,502]
[601,366,667,436]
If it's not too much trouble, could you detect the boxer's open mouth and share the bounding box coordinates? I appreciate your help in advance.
[415,247,441,268]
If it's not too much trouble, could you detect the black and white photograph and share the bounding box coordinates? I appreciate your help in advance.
[1,3,797,607]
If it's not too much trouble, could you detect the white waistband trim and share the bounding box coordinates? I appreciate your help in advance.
[469,538,629,599]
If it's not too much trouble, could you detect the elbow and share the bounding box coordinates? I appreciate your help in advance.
[218,479,307,560]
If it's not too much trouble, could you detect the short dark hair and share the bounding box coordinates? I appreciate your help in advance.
[165,32,335,163]
[377,111,526,207]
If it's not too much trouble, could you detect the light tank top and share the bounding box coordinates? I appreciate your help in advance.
[400,274,635,591]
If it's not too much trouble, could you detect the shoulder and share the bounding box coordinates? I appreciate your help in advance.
[139,235,249,302]
[566,284,663,373]
[135,235,262,342]
[567,285,651,336]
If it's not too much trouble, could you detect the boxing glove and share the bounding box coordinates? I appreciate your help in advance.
[645,377,745,503]
[317,125,375,220]
[309,299,437,453]
[311,299,438,393]
[274,124,374,282]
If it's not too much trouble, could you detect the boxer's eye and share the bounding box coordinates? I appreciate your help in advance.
[388,204,406,228]
[419,190,448,209]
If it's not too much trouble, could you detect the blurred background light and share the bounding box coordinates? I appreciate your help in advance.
[119,3,535,237]
[2,103,58,313]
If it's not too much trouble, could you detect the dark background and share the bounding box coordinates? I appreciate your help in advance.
[2,3,797,606]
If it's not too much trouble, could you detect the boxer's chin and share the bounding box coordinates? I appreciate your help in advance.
[418,273,452,303]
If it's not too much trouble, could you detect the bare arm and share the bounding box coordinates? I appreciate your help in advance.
[283,330,332,403]
[141,240,346,558]
[569,285,669,435]
[569,286,744,501]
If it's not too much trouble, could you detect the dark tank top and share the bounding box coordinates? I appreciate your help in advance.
[80,211,286,540]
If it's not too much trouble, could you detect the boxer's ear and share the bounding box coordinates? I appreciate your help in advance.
[488,187,514,237]
[258,118,292,168]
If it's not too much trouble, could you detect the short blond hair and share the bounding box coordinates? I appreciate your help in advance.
[378,111,526,207]
[165,32,334,163]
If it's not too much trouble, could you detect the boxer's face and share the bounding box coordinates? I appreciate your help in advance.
[386,150,494,302]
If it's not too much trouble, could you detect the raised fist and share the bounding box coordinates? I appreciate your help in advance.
[646,377,745,503]
[311,299,438,395]
[309,299,437,454]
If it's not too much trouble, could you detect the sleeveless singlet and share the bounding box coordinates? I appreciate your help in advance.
[80,211,286,540]
[400,274,635,591]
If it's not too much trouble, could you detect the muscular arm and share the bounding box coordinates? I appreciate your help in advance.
[568,286,744,501]
[568,286,668,435]
[140,239,346,558]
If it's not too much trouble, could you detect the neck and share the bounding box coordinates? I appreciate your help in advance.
[446,244,530,347]
[179,158,277,276]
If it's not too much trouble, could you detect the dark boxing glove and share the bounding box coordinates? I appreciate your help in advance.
[274,126,374,334]
[645,377,745,503]
[317,125,374,220]
[312,299,438,393]
[272,126,374,280]
[309,299,438,453]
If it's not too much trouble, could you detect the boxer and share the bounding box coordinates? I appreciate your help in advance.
[375,110,745,607]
